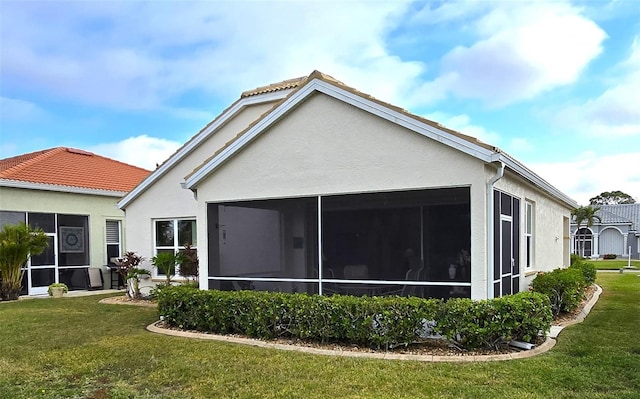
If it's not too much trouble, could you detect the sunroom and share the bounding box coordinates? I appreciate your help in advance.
[206,187,471,300]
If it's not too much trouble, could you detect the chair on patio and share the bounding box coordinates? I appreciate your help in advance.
[87,268,104,290]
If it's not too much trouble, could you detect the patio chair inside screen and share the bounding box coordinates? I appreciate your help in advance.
[343,264,368,279]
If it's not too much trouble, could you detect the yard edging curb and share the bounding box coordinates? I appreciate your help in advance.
[146,322,557,362]
[548,283,602,338]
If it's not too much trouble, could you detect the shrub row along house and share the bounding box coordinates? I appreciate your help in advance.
[119,71,577,300]
[571,204,640,259]
[0,147,150,295]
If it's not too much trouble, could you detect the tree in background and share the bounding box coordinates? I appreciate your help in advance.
[0,223,48,301]
[572,205,601,257]
[589,190,636,205]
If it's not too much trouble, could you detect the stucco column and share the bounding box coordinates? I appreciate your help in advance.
[570,231,575,254]
[592,232,599,258]
[623,234,628,256]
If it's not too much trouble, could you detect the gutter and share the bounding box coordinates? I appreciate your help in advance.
[486,161,505,299]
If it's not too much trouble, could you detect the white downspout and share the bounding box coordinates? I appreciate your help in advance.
[486,161,505,299]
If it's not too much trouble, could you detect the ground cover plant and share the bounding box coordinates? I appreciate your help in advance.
[0,273,638,398]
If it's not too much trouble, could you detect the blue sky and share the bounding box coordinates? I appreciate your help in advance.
[1,0,639,204]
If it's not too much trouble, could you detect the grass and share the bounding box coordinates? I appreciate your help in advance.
[589,259,640,270]
[0,274,639,398]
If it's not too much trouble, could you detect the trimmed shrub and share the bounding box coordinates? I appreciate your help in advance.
[531,268,586,317]
[603,254,617,260]
[436,292,551,349]
[570,259,596,286]
[157,287,551,350]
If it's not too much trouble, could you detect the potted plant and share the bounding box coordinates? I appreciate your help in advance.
[48,283,68,298]
[126,267,151,299]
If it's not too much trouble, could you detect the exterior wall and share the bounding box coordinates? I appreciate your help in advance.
[194,93,491,298]
[0,186,125,286]
[493,172,572,291]
[124,101,277,289]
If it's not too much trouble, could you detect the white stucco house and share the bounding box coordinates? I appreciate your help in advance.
[0,147,151,295]
[571,204,640,259]
[119,71,576,300]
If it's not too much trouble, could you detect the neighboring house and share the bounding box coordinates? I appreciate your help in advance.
[0,147,151,295]
[119,70,577,300]
[571,204,640,259]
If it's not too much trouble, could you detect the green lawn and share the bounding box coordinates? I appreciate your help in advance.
[1,273,639,399]
[590,259,640,270]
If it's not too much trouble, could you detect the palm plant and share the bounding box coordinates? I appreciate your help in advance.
[0,223,48,301]
[152,251,184,287]
[572,205,601,258]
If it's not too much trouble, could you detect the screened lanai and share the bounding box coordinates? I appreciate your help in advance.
[206,187,471,300]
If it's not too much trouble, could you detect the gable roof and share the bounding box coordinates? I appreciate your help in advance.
[0,147,151,197]
[181,70,576,209]
[117,78,299,209]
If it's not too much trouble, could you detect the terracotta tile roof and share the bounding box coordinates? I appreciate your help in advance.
[0,147,151,193]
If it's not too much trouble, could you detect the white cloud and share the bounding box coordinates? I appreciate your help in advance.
[554,36,640,136]
[424,112,501,145]
[0,1,424,111]
[408,2,606,107]
[530,151,640,205]
[88,135,182,170]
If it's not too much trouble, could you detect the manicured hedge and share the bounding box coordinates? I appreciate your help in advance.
[157,286,551,350]
[531,268,586,317]
[570,258,596,286]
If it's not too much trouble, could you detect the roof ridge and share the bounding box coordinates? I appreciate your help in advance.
[81,148,152,173]
[241,76,308,98]
[0,147,66,178]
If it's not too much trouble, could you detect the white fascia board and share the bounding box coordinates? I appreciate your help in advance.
[495,153,578,209]
[184,79,498,189]
[313,82,498,162]
[117,90,293,210]
[0,179,127,197]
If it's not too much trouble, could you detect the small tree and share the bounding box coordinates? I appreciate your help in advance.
[152,252,183,287]
[0,223,48,301]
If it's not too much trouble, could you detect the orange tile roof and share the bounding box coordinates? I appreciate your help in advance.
[0,147,151,193]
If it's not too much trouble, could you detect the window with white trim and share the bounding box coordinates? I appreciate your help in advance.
[525,201,534,269]
[153,219,197,277]
[106,220,122,265]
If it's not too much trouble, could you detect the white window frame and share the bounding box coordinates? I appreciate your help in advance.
[525,201,534,269]
[153,218,197,279]
[106,220,122,264]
